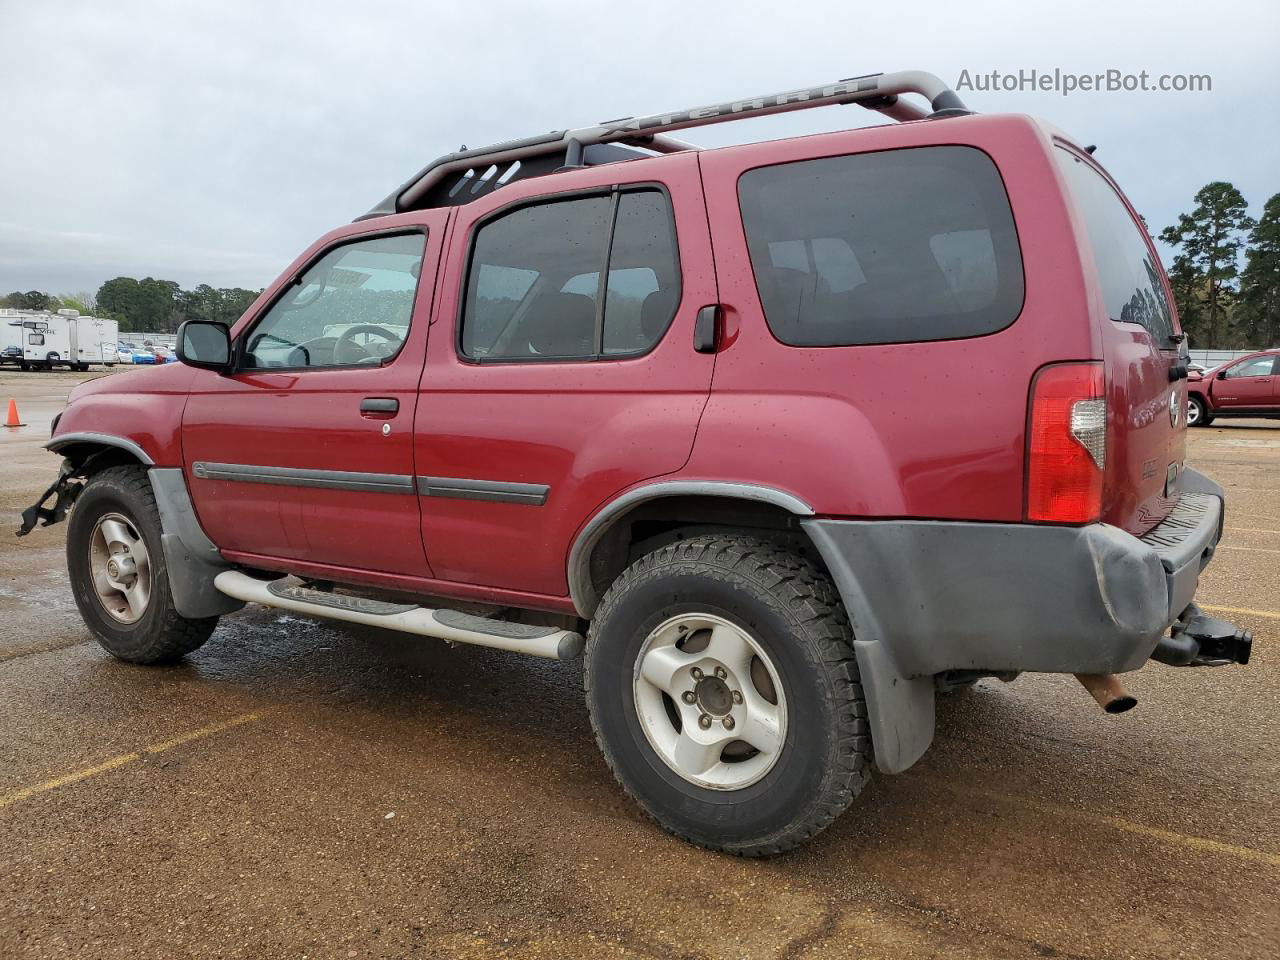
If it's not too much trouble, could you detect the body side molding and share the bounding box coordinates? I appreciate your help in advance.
[567,480,815,616]
[416,476,550,505]
[191,462,415,494]
[188,462,551,504]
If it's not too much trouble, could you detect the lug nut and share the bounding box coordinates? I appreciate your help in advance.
[681,691,696,704]
[722,716,735,730]
[731,690,743,704]
[698,714,712,729]
[691,667,704,680]
[714,666,727,679]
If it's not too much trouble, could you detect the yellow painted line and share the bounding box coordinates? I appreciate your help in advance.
[1225,526,1280,535]
[1199,603,1280,621]
[1217,544,1280,555]
[939,780,1280,869]
[0,711,264,810]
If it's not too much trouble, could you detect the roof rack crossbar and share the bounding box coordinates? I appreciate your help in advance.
[362,70,968,219]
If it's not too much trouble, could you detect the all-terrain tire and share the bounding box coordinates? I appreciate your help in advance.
[584,535,871,856]
[67,465,219,663]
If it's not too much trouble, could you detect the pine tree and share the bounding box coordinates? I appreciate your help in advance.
[1160,182,1254,348]
[1240,193,1280,348]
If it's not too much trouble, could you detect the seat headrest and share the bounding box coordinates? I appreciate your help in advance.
[639,288,679,341]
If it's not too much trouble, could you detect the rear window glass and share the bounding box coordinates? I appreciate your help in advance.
[1054,148,1174,344]
[738,145,1024,347]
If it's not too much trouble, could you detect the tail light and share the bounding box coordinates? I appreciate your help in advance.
[1026,362,1106,524]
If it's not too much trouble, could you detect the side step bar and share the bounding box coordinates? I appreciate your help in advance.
[213,571,584,660]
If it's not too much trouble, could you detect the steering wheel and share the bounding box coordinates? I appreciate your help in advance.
[334,324,401,364]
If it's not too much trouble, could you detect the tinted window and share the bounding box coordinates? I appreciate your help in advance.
[603,191,680,355]
[738,145,1024,347]
[461,189,680,361]
[1055,149,1174,344]
[242,232,425,369]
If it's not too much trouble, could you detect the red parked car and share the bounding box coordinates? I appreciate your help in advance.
[21,71,1252,855]
[1186,350,1280,425]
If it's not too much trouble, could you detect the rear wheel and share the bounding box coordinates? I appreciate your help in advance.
[67,465,219,663]
[1188,395,1213,427]
[585,535,871,856]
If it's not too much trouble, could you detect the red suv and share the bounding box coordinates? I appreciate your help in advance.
[1186,350,1280,426]
[21,71,1253,855]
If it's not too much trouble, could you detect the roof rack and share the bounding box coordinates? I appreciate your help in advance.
[359,70,969,220]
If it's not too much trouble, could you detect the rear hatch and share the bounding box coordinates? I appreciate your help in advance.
[1054,146,1185,536]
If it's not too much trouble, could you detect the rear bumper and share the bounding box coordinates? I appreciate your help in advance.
[805,468,1224,678]
[804,468,1230,774]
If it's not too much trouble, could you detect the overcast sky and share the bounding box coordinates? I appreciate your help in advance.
[2,0,1277,296]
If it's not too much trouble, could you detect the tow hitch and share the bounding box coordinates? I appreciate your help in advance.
[1151,604,1253,667]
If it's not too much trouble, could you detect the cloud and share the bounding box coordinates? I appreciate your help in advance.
[2,0,1277,294]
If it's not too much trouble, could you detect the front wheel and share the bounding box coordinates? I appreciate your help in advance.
[1187,395,1213,427]
[584,535,871,856]
[67,465,219,663]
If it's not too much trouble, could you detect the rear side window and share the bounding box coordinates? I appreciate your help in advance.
[1055,148,1174,344]
[460,188,681,361]
[738,145,1024,347]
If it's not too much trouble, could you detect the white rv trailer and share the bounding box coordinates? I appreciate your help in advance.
[0,309,118,370]
[69,313,119,367]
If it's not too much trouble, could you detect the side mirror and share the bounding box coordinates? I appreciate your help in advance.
[1216,370,1227,380]
[176,320,232,372]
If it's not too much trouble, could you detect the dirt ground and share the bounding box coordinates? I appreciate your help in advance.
[1,368,1277,959]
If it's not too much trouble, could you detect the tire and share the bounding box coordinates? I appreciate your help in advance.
[67,465,219,663]
[1188,395,1213,427]
[585,535,871,856]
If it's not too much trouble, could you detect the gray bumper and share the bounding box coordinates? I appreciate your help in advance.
[804,467,1225,773]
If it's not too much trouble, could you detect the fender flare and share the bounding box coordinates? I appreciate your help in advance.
[46,431,156,465]
[567,480,814,617]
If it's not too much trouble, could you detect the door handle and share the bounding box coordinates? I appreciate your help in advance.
[693,305,721,354]
[360,397,399,414]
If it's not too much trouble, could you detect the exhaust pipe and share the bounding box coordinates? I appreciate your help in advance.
[1074,673,1137,714]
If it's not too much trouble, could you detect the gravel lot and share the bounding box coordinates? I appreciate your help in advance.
[1,369,1277,959]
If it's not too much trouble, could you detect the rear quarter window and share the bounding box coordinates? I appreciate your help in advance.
[738,145,1024,347]
[1054,147,1175,345]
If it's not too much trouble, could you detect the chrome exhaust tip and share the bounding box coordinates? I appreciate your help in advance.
[1074,673,1137,714]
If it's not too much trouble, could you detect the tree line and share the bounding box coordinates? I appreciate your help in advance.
[2,279,262,333]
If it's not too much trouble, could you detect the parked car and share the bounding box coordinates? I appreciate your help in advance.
[117,341,156,364]
[22,71,1252,856]
[1186,350,1280,425]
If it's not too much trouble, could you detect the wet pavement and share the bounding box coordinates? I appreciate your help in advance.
[1,370,1277,959]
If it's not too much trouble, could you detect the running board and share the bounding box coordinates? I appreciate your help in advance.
[212,571,584,660]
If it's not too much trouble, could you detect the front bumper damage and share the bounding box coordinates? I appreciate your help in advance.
[16,458,86,537]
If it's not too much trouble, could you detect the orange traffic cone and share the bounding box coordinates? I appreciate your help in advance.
[4,398,26,428]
